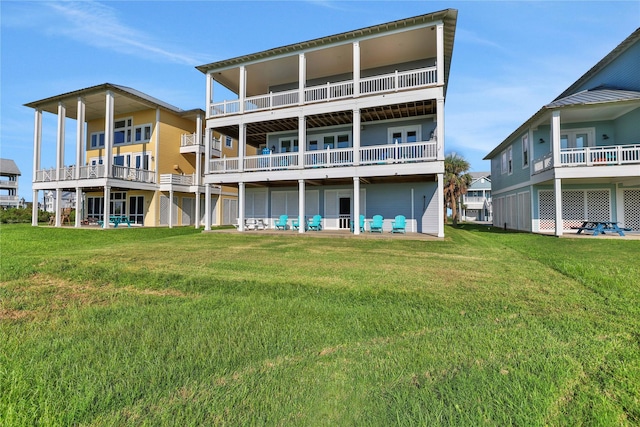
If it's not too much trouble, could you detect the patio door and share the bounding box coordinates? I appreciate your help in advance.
[129,195,144,224]
[560,129,593,149]
[339,197,351,229]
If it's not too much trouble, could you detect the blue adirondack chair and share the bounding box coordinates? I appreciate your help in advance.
[369,215,384,233]
[391,215,406,233]
[275,214,288,230]
[292,217,300,230]
[307,215,322,231]
[350,215,366,233]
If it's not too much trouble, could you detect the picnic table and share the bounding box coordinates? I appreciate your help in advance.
[572,220,630,236]
[98,215,131,228]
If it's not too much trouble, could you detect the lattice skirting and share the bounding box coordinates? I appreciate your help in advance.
[538,189,611,231]
[623,189,640,231]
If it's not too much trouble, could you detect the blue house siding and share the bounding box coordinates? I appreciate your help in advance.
[570,40,640,93]
[615,107,640,144]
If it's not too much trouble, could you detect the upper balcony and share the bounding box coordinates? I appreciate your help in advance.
[34,165,156,184]
[180,133,222,157]
[532,144,640,174]
[209,67,438,118]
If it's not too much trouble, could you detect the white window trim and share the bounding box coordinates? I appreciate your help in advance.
[560,127,596,149]
[134,123,153,143]
[507,146,513,175]
[90,131,105,149]
[388,125,421,144]
[306,131,352,150]
[522,134,529,168]
[501,150,507,175]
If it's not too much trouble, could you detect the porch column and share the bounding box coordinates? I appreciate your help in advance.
[554,178,563,237]
[353,109,361,165]
[551,110,561,166]
[298,53,306,105]
[298,115,306,168]
[75,187,82,227]
[206,72,213,117]
[353,177,360,235]
[195,190,200,229]
[238,182,245,231]
[155,108,161,183]
[204,128,211,174]
[56,102,66,181]
[76,97,85,179]
[204,183,211,231]
[104,91,114,178]
[169,189,174,228]
[239,66,246,114]
[55,188,62,227]
[436,23,444,85]
[298,179,306,234]
[353,41,360,97]
[436,97,445,160]
[238,123,246,172]
[32,109,42,227]
[32,190,39,226]
[437,173,444,237]
[102,186,111,228]
[195,113,203,185]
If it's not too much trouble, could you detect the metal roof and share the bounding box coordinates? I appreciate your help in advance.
[0,158,21,176]
[546,88,640,108]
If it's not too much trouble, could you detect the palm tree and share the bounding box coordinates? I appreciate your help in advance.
[444,152,472,226]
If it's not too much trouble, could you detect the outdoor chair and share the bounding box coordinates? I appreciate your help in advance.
[391,215,406,233]
[292,218,300,230]
[275,214,289,230]
[350,214,366,232]
[369,215,384,233]
[307,215,323,231]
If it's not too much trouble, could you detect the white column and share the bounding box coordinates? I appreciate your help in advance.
[195,113,203,185]
[238,182,245,231]
[298,53,306,105]
[55,188,62,227]
[238,123,246,172]
[75,187,82,227]
[437,173,444,237]
[298,179,305,234]
[353,177,360,235]
[353,41,360,97]
[104,91,114,178]
[195,190,201,229]
[551,110,561,166]
[76,97,85,179]
[298,115,306,168]
[32,190,39,226]
[32,109,42,175]
[56,102,66,180]
[103,186,111,228]
[436,23,444,85]
[353,109,361,165]
[204,128,211,174]
[206,72,213,117]
[436,97,445,161]
[554,178,563,237]
[155,108,160,183]
[204,184,212,231]
[239,66,246,114]
[169,189,174,228]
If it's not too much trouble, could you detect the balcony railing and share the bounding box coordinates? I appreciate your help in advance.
[34,165,155,184]
[181,133,203,147]
[0,180,18,188]
[0,195,20,203]
[209,140,437,174]
[209,66,438,117]
[159,173,195,185]
[532,144,640,174]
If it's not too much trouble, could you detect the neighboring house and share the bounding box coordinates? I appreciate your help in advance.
[26,83,238,227]
[44,190,76,213]
[0,158,21,209]
[484,28,640,235]
[461,172,491,222]
[196,9,458,235]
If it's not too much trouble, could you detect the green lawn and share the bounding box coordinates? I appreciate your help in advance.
[1,224,638,426]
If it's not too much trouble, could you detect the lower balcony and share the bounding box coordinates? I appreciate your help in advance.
[532,144,640,174]
[34,165,156,184]
[209,140,437,174]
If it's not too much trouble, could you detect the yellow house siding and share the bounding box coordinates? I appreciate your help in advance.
[157,111,198,176]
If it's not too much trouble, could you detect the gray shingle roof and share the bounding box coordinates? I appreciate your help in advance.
[547,88,640,108]
[0,158,21,175]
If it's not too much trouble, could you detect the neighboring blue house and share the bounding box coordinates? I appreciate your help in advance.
[462,172,491,222]
[196,9,458,236]
[484,28,640,235]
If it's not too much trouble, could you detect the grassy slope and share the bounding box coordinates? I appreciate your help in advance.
[0,224,638,426]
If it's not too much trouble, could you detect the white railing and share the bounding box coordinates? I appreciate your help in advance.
[0,180,18,188]
[181,133,204,147]
[35,168,56,182]
[211,137,222,153]
[209,66,437,116]
[0,195,19,202]
[208,140,437,174]
[34,165,155,183]
[532,152,554,174]
[464,196,490,204]
[561,145,640,166]
[112,166,156,183]
[159,173,194,185]
[79,164,104,179]
[245,152,299,171]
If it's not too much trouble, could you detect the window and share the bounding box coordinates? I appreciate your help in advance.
[501,151,507,174]
[279,138,299,153]
[90,132,105,148]
[560,128,594,149]
[508,146,513,175]
[307,131,351,150]
[134,124,152,143]
[225,136,233,148]
[522,134,529,167]
[388,125,421,144]
[114,118,133,145]
[135,153,150,170]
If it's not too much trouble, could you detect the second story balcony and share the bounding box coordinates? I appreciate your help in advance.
[209,67,438,117]
[209,140,437,174]
[34,165,156,184]
[532,144,640,174]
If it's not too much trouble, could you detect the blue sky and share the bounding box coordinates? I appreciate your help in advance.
[1,0,638,201]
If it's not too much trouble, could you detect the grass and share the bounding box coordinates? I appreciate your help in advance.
[1,223,638,426]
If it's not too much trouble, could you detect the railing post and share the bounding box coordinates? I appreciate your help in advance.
[394,70,399,92]
[617,145,622,165]
[326,82,330,100]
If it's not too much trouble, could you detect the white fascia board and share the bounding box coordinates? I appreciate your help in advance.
[555,164,640,180]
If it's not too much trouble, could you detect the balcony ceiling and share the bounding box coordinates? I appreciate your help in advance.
[215,100,436,146]
[201,9,457,96]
